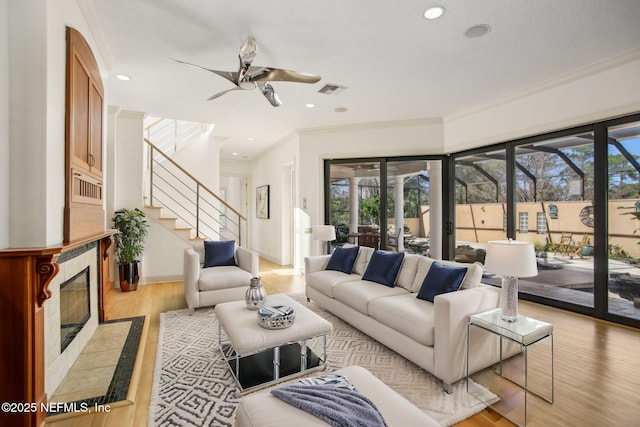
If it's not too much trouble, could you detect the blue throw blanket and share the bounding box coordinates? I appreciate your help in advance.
[271,383,388,427]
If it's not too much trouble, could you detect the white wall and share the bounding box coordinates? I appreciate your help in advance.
[221,159,253,247]
[113,110,145,210]
[7,0,107,247]
[250,133,299,264]
[0,0,9,249]
[140,219,190,284]
[171,133,222,194]
[445,54,640,152]
[8,0,48,247]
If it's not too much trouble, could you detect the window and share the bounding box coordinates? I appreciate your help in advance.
[537,212,547,234]
[519,212,528,233]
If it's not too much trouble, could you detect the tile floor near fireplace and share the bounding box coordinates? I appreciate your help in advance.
[49,317,144,407]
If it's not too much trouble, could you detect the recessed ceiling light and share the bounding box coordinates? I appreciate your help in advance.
[247,137,254,141]
[115,74,130,81]
[305,103,316,108]
[465,24,491,38]
[424,6,445,20]
[334,107,348,113]
[232,152,238,156]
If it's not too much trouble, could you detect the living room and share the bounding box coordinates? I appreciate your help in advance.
[2,1,640,427]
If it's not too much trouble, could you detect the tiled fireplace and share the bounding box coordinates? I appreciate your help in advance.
[44,242,100,397]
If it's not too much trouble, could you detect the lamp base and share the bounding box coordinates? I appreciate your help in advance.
[500,276,519,322]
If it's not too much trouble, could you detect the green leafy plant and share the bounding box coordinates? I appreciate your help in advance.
[360,195,380,225]
[608,243,629,259]
[620,208,640,240]
[112,208,149,264]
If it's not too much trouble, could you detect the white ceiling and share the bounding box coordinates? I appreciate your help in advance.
[80,0,640,160]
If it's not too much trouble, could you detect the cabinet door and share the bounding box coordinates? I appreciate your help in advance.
[89,82,103,175]
[70,54,90,172]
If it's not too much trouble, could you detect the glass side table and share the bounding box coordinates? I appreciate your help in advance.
[467,308,554,427]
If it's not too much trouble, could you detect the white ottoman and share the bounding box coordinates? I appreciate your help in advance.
[215,294,333,394]
[234,365,440,427]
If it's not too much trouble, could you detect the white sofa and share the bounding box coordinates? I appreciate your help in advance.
[305,246,502,392]
[234,365,439,427]
[183,242,259,308]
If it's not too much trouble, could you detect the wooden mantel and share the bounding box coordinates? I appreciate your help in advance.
[0,231,116,427]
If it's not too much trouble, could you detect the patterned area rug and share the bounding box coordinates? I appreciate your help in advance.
[149,296,495,427]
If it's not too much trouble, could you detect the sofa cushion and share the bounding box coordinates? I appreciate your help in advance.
[362,250,404,287]
[333,280,408,315]
[198,266,251,291]
[416,261,467,303]
[306,270,362,298]
[352,246,375,275]
[369,293,436,346]
[395,254,420,292]
[325,246,359,274]
[203,240,236,268]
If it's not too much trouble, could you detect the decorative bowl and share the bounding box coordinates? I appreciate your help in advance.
[257,305,296,329]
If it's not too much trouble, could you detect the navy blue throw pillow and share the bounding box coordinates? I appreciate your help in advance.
[203,240,237,268]
[362,250,405,287]
[325,246,360,274]
[417,261,467,302]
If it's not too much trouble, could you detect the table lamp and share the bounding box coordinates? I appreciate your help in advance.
[484,239,538,322]
[312,225,336,254]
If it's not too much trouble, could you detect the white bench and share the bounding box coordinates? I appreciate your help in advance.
[234,365,440,427]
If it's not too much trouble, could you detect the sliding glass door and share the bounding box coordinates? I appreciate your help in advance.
[386,160,434,256]
[454,149,506,269]
[607,120,640,321]
[451,114,640,327]
[514,132,595,309]
[326,156,444,255]
[328,160,382,251]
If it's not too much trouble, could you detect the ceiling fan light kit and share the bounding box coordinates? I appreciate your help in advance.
[174,36,321,107]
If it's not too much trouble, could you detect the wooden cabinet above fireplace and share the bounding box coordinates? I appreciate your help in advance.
[64,27,105,243]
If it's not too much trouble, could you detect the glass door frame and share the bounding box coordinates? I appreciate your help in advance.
[451,113,640,329]
[324,154,450,255]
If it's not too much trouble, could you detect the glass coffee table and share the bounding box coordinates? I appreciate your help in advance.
[214,294,333,395]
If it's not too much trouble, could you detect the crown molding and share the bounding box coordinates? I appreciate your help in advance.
[76,0,116,70]
[297,117,443,136]
[446,47,640,123]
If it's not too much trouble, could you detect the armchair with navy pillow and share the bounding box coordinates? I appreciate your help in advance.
[184,240,259,308]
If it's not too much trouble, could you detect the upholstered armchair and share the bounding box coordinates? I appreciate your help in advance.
[183,240,259,308]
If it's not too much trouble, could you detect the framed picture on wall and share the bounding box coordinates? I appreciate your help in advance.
[256,185,270,219]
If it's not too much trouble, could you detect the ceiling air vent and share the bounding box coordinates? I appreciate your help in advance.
[318,84,346,95]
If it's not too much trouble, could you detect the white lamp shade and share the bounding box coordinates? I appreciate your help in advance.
[484,240,538,278]
[312,225,336,241]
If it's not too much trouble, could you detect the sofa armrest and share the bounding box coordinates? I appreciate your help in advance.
[304,255,331,275]
[433,285,500,386]
[183,248,201,308]
[236,246,259,277]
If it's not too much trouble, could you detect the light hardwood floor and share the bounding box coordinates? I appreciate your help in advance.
[46,258,640,427]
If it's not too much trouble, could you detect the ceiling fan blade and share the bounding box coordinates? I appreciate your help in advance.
[248,67,321,84]
[259,82,282,107]
[207,87,242,101]
[171,59,238,84]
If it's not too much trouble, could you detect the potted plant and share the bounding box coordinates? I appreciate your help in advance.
[112,208,149,292]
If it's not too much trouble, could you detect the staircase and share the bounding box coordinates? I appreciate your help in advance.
[143,118,247,246]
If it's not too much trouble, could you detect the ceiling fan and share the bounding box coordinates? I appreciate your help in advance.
[173,36,321,107]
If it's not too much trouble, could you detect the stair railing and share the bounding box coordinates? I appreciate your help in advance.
[144,138,247,245]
